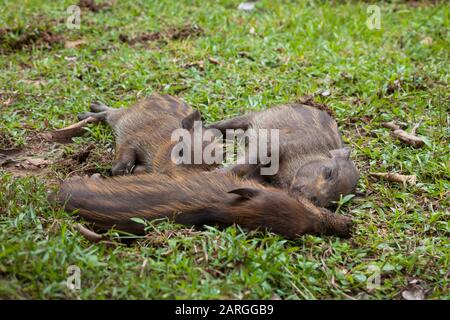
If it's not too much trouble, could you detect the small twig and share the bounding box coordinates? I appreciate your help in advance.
[51,116,99,143]
[75,223,119,248]
[140,259,148,277]
[370,172,417,186]
[381,121,401,131]
[411,118,423,135]
[207,56,222,66]
[382,121,425,148]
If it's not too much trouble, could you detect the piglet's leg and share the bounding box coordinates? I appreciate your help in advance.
[77,101,114,122]
[90,101,112,113]
[207,114,252,133]
[111,145,137,176]
[77,111,108,121]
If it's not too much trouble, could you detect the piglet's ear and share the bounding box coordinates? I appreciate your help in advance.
[228,188,260,200]
[181,110,202,130]
[330,147,350,160]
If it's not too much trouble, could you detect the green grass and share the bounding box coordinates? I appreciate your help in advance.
[0,0,448,299]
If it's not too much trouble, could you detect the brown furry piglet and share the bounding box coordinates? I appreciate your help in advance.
[78,93,216,175]
[207,104,359,207]
[55,171,353,239]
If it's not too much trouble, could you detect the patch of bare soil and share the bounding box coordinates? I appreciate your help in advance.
[0,24,64,53]
[0,134,56,180]
[53,142,114,178]
[0,131,16,150]
[119,24,203,46]
[0,131,114,184]
[405,0,441,8]
[78,0,113,12]
[360,0,440,6]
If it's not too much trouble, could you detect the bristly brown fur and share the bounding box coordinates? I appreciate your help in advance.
[56,171,353,239]
[79,93,218,175]
[207,103,359,207]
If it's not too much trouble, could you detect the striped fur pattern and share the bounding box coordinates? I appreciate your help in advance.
[56,171,352,238]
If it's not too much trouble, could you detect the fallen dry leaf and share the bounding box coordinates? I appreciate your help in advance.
[382,121,425,148]
[64,39,87,49]
[207,56,222,66]
[370,172,417,186]
[24,157,50,167]
[16,157,52,171]
[420,36,433,46]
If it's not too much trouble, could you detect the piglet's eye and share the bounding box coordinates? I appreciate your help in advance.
[323,167,333,180]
